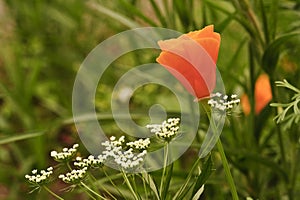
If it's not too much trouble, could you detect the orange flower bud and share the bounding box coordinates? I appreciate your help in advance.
[156,25,221,99]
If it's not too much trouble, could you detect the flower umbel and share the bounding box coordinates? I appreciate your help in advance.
[74,155,106,169]
[126,138,150,150]
[58,167,88,184]
[50,144,79,162]
[25,167,53,185]
[146,118,180,141]
[208,93,240,112]
[101,136,148,170]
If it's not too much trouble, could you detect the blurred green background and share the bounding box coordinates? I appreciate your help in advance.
[0,0,299,199]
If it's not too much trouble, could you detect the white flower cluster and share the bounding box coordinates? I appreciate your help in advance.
[74,155,106,168]
[208,93,240,111]
[25,167,53,185]
[146,118,180,141]
[126,138,150,150]
[58,167,88,184]
[102,136,147,170]
[50,144,79,162]
[109,136,125,146]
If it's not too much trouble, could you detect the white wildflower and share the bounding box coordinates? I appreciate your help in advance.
[101,136,147,170]
[74,154,106,169]
[146,118,180,141]
[126,138,150,150]
[208,93,240,112]
[25,167,53,185]
[50,144,79,162]
[59,167,88,184]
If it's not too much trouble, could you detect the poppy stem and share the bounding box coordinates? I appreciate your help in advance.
[202,102,239,200]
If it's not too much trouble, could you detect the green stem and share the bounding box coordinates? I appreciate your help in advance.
[122,170,140,200]
[216,139,239,200]
[66,162,72,171]
[43,186,64,200]
[80,181,107,200]
[203,104,239,200]
[141,173,149,200]
[88,173,116,200]
[159,143,168,197]
[270,76,286,163]
[103,169,126,199]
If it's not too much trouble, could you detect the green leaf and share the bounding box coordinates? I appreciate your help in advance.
[142,172,160,200]
[161,163,173,200]
[262,32,300,74]
[87,1,140,29]
[0,131,44,145]
[149,0,167,27]
[204,0,255,38]
[191,155,213,197]
[119,0,158,27]
[172,157,202,200]
[259,0,270,43]
[173,0,194,31]
[191,185,204,200]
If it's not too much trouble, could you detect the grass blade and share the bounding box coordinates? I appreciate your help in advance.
[88,1,139,29]
[191,155,213,197]
[0,131,44,145]
[262,32,300,74]
[119,0,158,27]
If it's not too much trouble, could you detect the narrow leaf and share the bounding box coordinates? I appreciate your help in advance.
[142,172,160,200]
[191,155,213,197]
[119,0,158,26]
[192,185,204,200]
[0,131,44,145]
[262,32,300,74]
[88,1,139,29]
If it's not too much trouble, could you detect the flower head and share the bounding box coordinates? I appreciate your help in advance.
[126,138,150,150]
[50,144,79,162]
[25,167,53,185]
[74,155,106,169]
[101,136,148,171]
[146,118,180,142]
[58,167,88,184]
[208,93,240,112]
[156,25,221,99]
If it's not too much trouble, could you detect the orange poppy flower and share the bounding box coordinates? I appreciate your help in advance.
[241,74,273,115]
[156,25,221,99]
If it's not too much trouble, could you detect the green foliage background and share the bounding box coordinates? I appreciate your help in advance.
[0,0,299,199]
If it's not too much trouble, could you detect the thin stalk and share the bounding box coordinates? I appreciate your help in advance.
[172,156,202,199]
[216,139,239,200]
[130,175,140,199]
[141,174,149,200]
[269,75,289,199]
[80,181,107,200]
[269,76,286,163]
[204,106,239,200]
[159,143,168,197]
[66,162,72,171]
[248,43,257,144]
[89,173,117,200]
[121,170,140,200]
[103,169,126,199]
[43,186,64,200]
